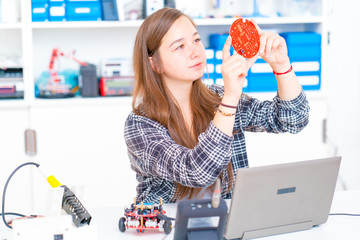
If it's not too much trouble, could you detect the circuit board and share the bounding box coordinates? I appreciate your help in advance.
[230,18,260,58]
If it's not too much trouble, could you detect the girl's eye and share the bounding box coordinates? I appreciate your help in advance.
[195,38,201,43]
[176,44,184,50]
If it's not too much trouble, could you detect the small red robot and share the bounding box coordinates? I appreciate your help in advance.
[118,198,173,234]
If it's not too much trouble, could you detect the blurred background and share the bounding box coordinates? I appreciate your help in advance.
[0,0,359,220]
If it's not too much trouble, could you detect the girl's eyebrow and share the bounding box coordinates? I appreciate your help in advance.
[169,32,199,48]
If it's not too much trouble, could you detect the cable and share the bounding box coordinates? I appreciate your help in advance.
[330,213,360,217]
[2,162,40,229]
[0,212,26,217]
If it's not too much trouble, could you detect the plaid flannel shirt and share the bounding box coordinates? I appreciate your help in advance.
[124,84,310,203]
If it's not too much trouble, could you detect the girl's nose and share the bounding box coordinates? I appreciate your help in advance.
[190,45,200,59]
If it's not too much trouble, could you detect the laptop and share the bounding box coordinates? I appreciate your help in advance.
[224,156,341,240]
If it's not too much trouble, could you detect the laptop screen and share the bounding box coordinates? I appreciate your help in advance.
[224,156,341,240]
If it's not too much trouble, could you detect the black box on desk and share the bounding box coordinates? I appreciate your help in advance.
[79,63,99,97]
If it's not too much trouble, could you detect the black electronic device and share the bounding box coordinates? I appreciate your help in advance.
[60,185,92,227]
[79,63,98,97]
[174,198,228,240]
[0,67,24,99]
[99,76,133,96]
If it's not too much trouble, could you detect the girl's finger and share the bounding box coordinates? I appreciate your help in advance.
[250,18,262,35]
[272,37,281,50]
[222,36,232,61]
[246,55,258,69]
[226,51,246,65]
[265,35,276,55]
[259,33,267,55]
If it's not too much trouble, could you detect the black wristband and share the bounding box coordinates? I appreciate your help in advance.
[220,102,237,109]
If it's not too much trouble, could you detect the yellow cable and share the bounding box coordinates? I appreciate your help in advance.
[47,175,61,188]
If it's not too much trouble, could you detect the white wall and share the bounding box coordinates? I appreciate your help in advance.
[327,0,360,190]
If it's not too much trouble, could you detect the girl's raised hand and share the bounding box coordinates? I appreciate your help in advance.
[221,36,257,100]
[251,19,289,68]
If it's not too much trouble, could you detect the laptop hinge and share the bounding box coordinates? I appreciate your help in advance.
[241,221,313,240]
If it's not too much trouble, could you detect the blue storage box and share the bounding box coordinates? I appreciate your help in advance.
[204,61,215,74]
[211,76,249,92]
[246,32,322,92]
[32,2,49,22]
[243,77,250,92]
[248,57,321,92]
[247,58,277,92]
[205,48,215,64]
[210,34,228,50]
[205,62,215,74]
[204,48,215,84]
[49,1,66,21]
[296,72,321,91]
[247,73,277,92]
[66,0,102,21]
[292,60,321,73]
[214,77,224,86]
[292,60,321,90]
[215,64,222,75]
[214,50,224,65]
[287,45,321,60]
[249,57,272,74]
[280,32,321,61]
[32,0,48,3]
[280,32,321,45]
[201,78,215,86]
[209,34,234,53]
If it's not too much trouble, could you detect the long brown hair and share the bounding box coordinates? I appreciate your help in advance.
[132,8,233,201]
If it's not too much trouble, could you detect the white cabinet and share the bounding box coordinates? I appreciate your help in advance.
[29,98,136,211]
[0,107,32,214]
[0,0,330,212]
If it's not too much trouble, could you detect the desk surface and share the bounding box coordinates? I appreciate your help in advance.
[1,190,360,240]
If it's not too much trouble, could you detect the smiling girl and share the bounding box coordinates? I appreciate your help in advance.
[124,8,310,203]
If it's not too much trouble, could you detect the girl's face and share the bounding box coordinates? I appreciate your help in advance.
[157,16,206,84]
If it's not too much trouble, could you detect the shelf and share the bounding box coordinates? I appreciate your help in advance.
[29,16,323,29]
[0,99,27,109]
[31,20,143,29]
[14,6,327,106]
[31,96,132,107]
[0,22,22,30]
[195,16,324,26]
[27,89,325,107]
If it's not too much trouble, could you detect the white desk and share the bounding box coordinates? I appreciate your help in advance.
[1,191,360,240]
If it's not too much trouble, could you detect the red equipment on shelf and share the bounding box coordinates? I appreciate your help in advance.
[38,48,88,98]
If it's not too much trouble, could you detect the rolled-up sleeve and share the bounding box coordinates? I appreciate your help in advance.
[125,114,233,188]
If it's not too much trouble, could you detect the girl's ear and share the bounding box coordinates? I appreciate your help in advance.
[149,57,161,73]
[149,57,156,71]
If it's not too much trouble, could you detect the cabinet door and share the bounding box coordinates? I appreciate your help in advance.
[0,108,33,214]
[245,98,328,167]
[29,101,136,213]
